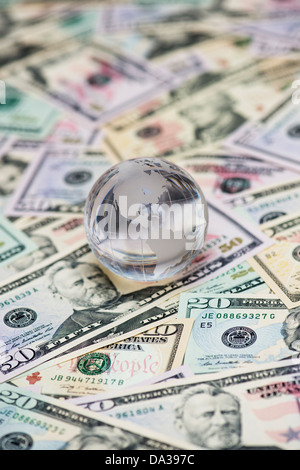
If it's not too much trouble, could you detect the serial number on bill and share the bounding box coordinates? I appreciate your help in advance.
[0,288,38,308]
[50,375,125,386]
[201,312,276,319]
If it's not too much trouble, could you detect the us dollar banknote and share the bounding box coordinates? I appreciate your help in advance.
[11,319,193,399]
[223,177,300,225]
[225,93,300,169]
[177,293,293,374]
[104,33,261,134]
[41,294,181,371]
[0,198,272,382]
[5,144,119,217]
[0,81,60,140]
[16,39,173,128]
[186,260,267,296]
[0,136,13,156]
[0,241,177,383]
[0,142,41,213]
[10,115,105,148]
[168,150,298,201]
[0,215,86,280]
[99,198,273,297]
[70,358,300,450]
[0,214,37,268]
[96,3,213,34]
[104,56,300,159]
[249,211,300,310]
[0,381,192,450]
[135,365,194,388]
[44,260,269,370]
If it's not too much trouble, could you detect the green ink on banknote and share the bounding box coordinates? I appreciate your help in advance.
[77,353,111,376]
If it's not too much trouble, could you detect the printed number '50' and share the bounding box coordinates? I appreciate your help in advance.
[219,237,242,253]
[0,348,35,373]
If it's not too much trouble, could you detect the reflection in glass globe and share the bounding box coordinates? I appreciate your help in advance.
[84,157,208,281]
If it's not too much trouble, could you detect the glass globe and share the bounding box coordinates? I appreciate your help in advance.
[84,157,208,281]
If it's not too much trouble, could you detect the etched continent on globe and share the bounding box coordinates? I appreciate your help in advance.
[84,157,208,281]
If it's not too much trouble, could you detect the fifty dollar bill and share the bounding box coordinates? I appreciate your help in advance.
[0,381,193,450]
[70,358,300,450]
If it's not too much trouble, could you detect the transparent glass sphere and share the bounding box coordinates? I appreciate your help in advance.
[84,157,208,281]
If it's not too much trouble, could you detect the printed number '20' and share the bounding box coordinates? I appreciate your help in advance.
[0,389,37,409]
[187,297,231,309]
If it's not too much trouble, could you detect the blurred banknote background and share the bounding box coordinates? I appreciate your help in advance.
[0,0,299,451]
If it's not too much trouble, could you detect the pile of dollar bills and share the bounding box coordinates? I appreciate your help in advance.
[0,0,299,451]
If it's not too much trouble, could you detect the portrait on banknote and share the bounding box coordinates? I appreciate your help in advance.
[61,425,148,451]
[10,234,58,272]
[282,310,300,354]
[45,258,122,339]
[0,153,27,196]
[179,92,245,146]
[44,254,166,340]
[173,383,282,450]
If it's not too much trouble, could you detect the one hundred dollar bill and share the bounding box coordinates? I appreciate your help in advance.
[11,319,193,399]
[0,381,192,450]
[177,293,293,373]
[5,145,118,217]
[249,211,300,309]
[70,358,300,450]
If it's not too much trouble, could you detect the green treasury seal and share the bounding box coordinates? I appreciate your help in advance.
[77,352,111,376]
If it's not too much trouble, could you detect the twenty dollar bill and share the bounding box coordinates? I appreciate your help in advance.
[178,293,294,373]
